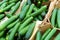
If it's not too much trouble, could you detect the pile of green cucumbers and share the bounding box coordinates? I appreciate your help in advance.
[0,0,60,40]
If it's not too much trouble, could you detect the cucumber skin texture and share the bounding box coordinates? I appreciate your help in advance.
[7,19,19,29]
[18,17,33,32]
[19,5,29,21]
[0,14,5,20]
[25,22,35,39]
[6,1,20,18]
[0,3,15,13]
[26,4,34,16]
[0,15,19,31]
[41,28,51,40]
[0,2,7,9]
[36,31,41,40]
[54,33,60,40]
[44,28,57,40]
[57,8,60,28]
[8,22,20,40]
[51,8,57,26]
[23,5,47,21]
[19,24,30,36]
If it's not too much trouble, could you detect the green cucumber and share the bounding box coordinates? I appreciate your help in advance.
[18,17,33,32]
[8,22,20,40]
[41,28,51,40]
[0,2,7,9]
[25,22,36,39]
[57,8,60,28]
[23,5,47,21]
[51,8,57,26]
[19,5,29,21]
[26,4,34,16]
[19,24,30,35]
[36,31,41,40]
[0,3,15,13]
[0,14,5,20]
[7,19,19,29]
[6,1,20,18]
[0,14,19,31]
[9,0,19,3]
[54,33,60,40]
[44,28,57,40]
[21,2,27,11]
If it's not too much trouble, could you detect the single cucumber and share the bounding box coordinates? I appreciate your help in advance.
[0,31,4,37]
[54,33,60,40]
[19,5,29,21]
[41,28,51,40]
[23,5,47,21]
[0,3,15,13]
[36,31,41,40]
[6,1,20,18]
[57,8,60,28]
[0,2,7,9]
[18,17,33,32]
[7,19,19,29]
[0,14,5,20]
[8,22,20,40]
[0,14,19,31]
[19,24,30,36]
[25,22,36,39]
[26,4,34,16]
[51,8,57,26]
[44,28,57,40]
